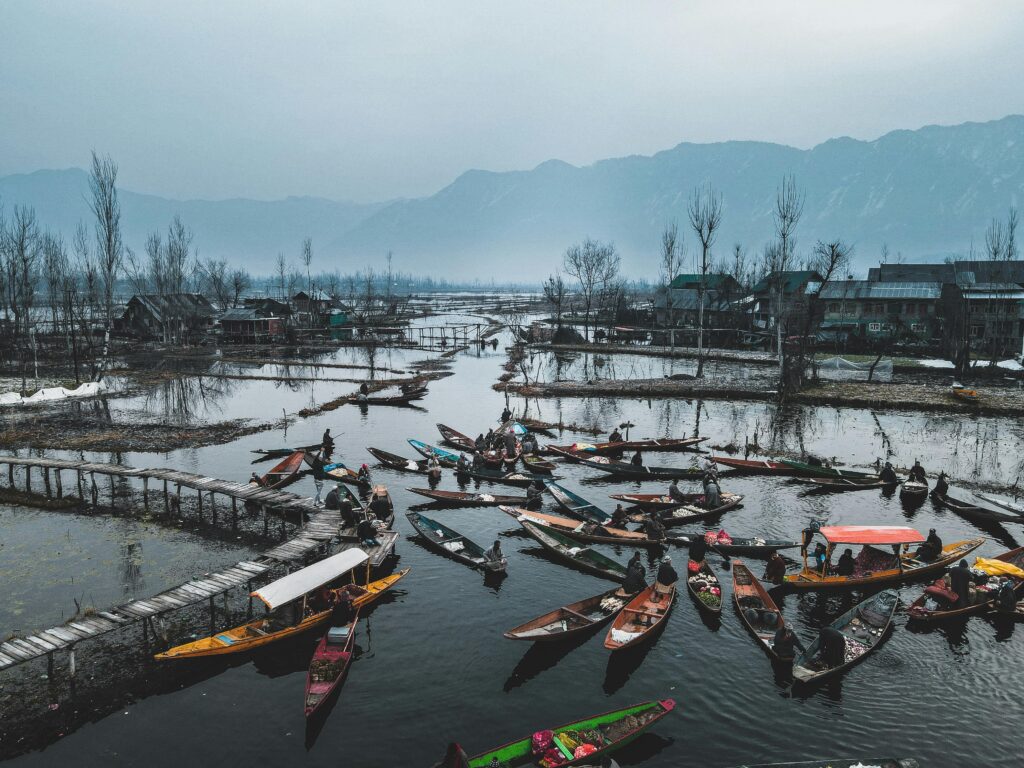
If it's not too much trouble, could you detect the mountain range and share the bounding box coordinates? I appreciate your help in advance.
[2,115,1023,279]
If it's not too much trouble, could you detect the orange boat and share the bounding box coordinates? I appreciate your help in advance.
[604,582,675,651]
[252,450,306,489]
[784,525,984,590]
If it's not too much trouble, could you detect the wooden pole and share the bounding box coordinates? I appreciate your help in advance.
[43,467,52,498]
[142,477,149,511]
[7,462,13,487]
[163,479,169,514]
[109,475,115,509]
[90,473,98,505]
[262,505,269,536]
[210,492,217,526]
[208,595,215,637]
[24,465,31,492]
[197,488,203,521]
[76,469,83,499]
[231,496,238,530]
[55,469,63,498]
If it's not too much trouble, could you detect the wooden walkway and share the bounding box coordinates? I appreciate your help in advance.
[0,455,399,673]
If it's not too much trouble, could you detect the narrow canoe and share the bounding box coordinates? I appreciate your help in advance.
[907,547,1024,622]
[934,493,1024,524]
[686,560,723,614]
[406,511,507,573]
[730,760,919,768]
[712,456,792,474]
[251,443,321,460]
[604,582,676,651]
[629,495,744,527]
[504,586,634,642]
[792,589,899,684]
[304,451,367,486]
[900,480,929,497]
[805,477,894,492]
[779,458,878,480]
[304,611,358,718]
[357,387,427,405]
[547,437,706,455]
[547,482,613,524]
[466,699,676,767]
[253,450,306,489]
[436,423,477,451]
[501,507,660,548]
[575,455,702,481]
[610,492,708,510]
[408,488,527,507]
[732,560,788,660]
[950,385,979,403]
[455,466,551,488]
[674,535,800,557]
[366,446,436,475]
[407,439,460,467]
[521,453,558,474]
[519,519,628,581]
[975,492,1024,516]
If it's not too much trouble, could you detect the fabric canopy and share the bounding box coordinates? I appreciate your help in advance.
[252,549,368,610]
[818,525,925,545]
[973,557,1024,579]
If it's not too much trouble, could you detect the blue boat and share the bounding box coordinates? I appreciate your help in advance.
[407,439,460,467]
[545,482,613,524]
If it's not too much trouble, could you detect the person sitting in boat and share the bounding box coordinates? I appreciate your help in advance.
[916,528,943,562]
[835,548,856,577]
[324,483,342,510]
[819,626,846,668]
[688,534,707,569]
[812,543,828,573]
[483,539,504,566]
[631,450,644,468]
[773,625,805,660]
[431,743,469,768]
[474,433,486,452]
[909,459,927,483]
[456,453,471,474]
[668,479,686,503]
[655,555,678,590]
[525,482,544,509]
[520,434,536,455]
[763,552,787,585]
[250,471,262,485]
[357,464,371,485]
[625,551,647,584]
[879,461,899,485]
[609,428,623,443]
[427,456,442,479]
[609,504,630,529]
[621,560,646,595]
[949,559,972,608]
[703,474,722,509]
[368,490,390,518]
[933,472,949,498]
[643,514,667,543]
[339,498,360,529]
[500,405,512,423]
[996,578,1018,613]
[357,517,380,547]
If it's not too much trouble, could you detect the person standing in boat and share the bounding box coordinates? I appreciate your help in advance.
[933,472,949,498]
[456,453,471,474]
[909,459,927,483]
[668,479,686,503]
[474,433,486,452]
[609,427,623,443]
[879,461,899,485]
[772,625,805,660]
[703,473,722,509]
[631,450,644,468]
[643,513,667,543]
[949,559,972,607]
[357,463,371,485]
[763,552,787,585]
[503,429,517,456]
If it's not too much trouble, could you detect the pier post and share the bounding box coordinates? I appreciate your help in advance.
[69,647,76,679]
[47,651,54,679]
[210,493,217,526]
[90,473,98,505]
[208,596,216,636]
[109,475,115,510]
[24,465,31,492]
[280,510,286,539]
[262,505,269,536]
[43,467,52,498]
[247,580,253,618]
[197,488,203,521]
[55,469,63,498]
[142,477,149,511]
[163,479,169,514]
[76,469,83,499]
[231,497,238,530]
[7,462,13,487]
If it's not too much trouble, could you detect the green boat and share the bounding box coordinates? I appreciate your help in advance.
[467,698,676,767]
[520,519,628,581]
[779,458,878,480]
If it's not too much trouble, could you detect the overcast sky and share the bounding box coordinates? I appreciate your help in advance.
[2,1,1022,203]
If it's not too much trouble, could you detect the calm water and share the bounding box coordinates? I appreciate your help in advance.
[2,328,1023,767]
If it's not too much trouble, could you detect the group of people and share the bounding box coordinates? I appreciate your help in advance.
[324,483,390,546]
[621,551,678,596]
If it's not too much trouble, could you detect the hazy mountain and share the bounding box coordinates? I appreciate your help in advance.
[3,116,1023,278]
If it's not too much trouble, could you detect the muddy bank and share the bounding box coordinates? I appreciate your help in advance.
[499,376,1024,416]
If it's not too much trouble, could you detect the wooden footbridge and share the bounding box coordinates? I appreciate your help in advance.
[0,454,399,674]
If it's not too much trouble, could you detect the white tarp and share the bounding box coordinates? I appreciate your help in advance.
[818,356,893,372]
[0,381,105,407]
[252,549,368,610]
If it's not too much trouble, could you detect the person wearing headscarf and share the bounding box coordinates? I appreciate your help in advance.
[643,514,667,542]
[668,479,686,503]
[917,528,943,562]
[631,450,644,468]
[656,555,678,586]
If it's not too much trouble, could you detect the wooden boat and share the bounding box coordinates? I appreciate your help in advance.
[686,560,722,614]
[900,479,928,498]
[519,518,628,581]
[502,507,659,548]
[456,466,550,488]
[677,534,799,557]
[407,439,460,467]
[304,611,358,718]
[521,453,557,474]
[730,760,919,768]
[408,488,527,506]
[975,492,1024,516]
[504,586,634,642]
[779,458,878,480]
[934,493,1024,524]
[604,582,676,651]
[436,423,477,451]
[630,494,744,527]
[252,450,306,489]
[806,477,894,492]
[573,454,702,481]
[907,547,1024,622]
[465,698,676,767]
[251,443,321,460]
[356,386,427,406]
[516,417,559,437]
[610,492,708,510]
[366,446,435,475]
[712,456,792,474]
[792,589,899,684]
[784,525,984,590]
[732,560,788,659]
[547,437,706,456]
[305,452,367,486]
[547,482,613,523]
[406,511,507,572]
[949,383,979,403]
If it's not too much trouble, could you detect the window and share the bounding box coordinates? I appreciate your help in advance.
[828,302,840,313]
[970,325,984,337]
[868,322,881,332]
[874,303,885,315]
[911,323,926,332]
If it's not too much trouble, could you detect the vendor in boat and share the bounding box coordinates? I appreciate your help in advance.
[526,481,544,509]
[655,555,678,587]
[643,514,667,542]
[357,517,381,547]
[626,551,647,584]
[501,405,512,423]
[324,484,342,510]
[357,463,372,485]
[631,450,644,468]
[996,579,1019,613]
[819,626,846,668]
[427,455,442,479]
[933,472,949,498]
[484,428,495,447]
[483,539,504,566]
[368,490,390,519]
[250,471,262,485]
[703,473,722,509]
[773,625,805,660]
[763,552,787,585]
[668,479,686,503]
[621,562,646,594]
[835,548,855,577]
[688,533,708,568]
[909,459,927,483]
[520,434,536,455]
[879,461,899,485]
[609,504,630,529]
[609,427,623,443]
[949,559,973,608]
[474,433,486,452]
[812,542,828,573]
[917,528,943,562]
[456,453,471,474]
[503,430,517,456]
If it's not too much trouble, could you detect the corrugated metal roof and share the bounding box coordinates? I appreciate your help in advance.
[817,281,942,300]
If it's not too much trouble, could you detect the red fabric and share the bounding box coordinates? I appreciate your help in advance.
[717,529,733,545]
[574,744,598,758]
[541,747,567,766]
[819,525,925,545]
[704,531,717,545]
[925,584,958,602]
[687,560,701,573]
[532,730,553,756]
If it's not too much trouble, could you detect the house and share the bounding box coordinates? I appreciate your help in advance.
[118,293,215,342]
[292,290,336,323]
[749,270,822,333]
[221,307,285,343]
[941,279,1024,358]
[817,281,942,342]
[243,297,292,321]
[655,274,743,328]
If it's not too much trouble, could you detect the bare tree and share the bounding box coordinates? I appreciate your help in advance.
[563,238,620,341]
[200,258,230,308]
[229,268,250,307]
[88,152,123,369]
[301,238,313,295]
[275,252,287,301]
[688,183,723,377]
[164,215,195,294]
[42,232,70,334]
[543,272,568,330]
[771,175,804,364]
[659,221,682,346]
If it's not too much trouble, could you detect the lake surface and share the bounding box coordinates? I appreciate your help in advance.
[1,323,1022,767]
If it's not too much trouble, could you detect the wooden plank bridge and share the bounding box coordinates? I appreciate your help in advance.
[0,454,399,674]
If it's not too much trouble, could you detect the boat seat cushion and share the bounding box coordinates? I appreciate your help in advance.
[852,545,898,576]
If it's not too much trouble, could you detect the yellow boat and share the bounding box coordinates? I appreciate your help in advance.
[155,567,409,660]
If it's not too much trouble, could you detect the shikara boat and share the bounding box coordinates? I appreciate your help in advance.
[406,511,507,572]
[732,560,788,659]
[784,525,984,590]
[436,423,477,451]
[900,479,929,498]
[457,466,550,487]
[792,589,899,684]
[516,417,559,437]
[779,458,878,480]
[252,450,306,489]
[366,446,437,476]
[305,452,366,486]
[547,482,613,523]
[408,439,460,467]
[521,453,557,474]
[356,386,427,406]
[933,493,1024,524]
[304,611,358,718]
[686,560,722,614]
[610,492,708,510]
[805,477,895,492]
[603,582,676,651]
[465,699,676,767]
[504,586,634,641]
[907,547,1024,622]
[408,488,527,507]
[573,454,702,481]
[251,443,321,461]
[730,760,919,768]
[949,383,979,403]
[975,492,1024,516]
[630,494,744,527]
[501,507,660,548]
[156,550,378,660]
[712,456,792,474]
[676,534,799,558]
[519,519,628,581]
[548,437,705,456]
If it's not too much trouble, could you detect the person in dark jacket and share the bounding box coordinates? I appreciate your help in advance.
[668,479,686,503]
[609,504,630,529]
[933,472,949,498]
[526,482,543,509]
[773,625,805,660]
[835,548,856,577]
[321,428,334,453]
[609,428,623,443]
[501,405,512,423]
[879,461,898,485]
[763,552,787,585]
[340,498,359,529]
[996,579,1019,613]
[689,534,707,565]
[643,514,667,542]
[324,484,341,510]
[949,559,972,608]
[908,460,927,483]
[819,626,846,668]
[656,555,678,586]
[631,450,644,468]
[357,517,380,546]
[917,528,943,562]
[474,434,486,452]
[621,561,646,594]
